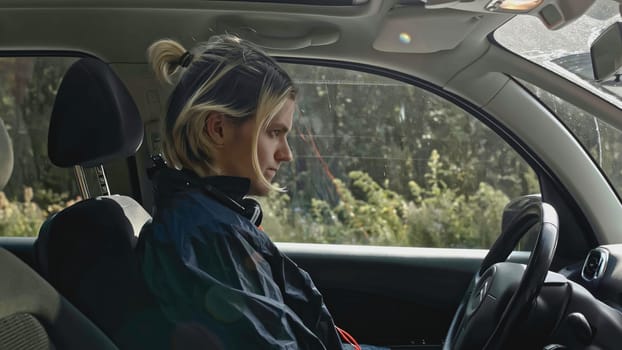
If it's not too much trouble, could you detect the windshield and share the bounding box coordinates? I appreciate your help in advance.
[495,0,622,197]
[495,0,622,107]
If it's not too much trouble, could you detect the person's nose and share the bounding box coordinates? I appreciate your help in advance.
[276,138,293,163]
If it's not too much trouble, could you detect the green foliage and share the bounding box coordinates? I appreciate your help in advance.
[0,57,78,206]
[1,59,539,244]
[405,181,508,248]
[263,150,510,248]
[0,186,79,237]
[0,190,46,237]
[0,57,79,237]
[259,64,545,248]
[33,187,73,214]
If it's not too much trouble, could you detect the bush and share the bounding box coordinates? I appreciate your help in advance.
[0,189,47,237]
[0,186,80,237]
[262,149,511,248]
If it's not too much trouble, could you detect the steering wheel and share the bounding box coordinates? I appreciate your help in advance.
[443,199,559,350]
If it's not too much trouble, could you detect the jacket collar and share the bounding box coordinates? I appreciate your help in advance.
[153,167,251,204]
[198,174,250,201]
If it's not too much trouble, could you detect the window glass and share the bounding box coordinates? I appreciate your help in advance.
[521,80,622,197]
[494,0,622,109]
[260,64,540,248]
[0,57,80,237]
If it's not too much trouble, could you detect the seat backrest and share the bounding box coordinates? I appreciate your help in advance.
[34,57,170,349]
[0,247,118,350]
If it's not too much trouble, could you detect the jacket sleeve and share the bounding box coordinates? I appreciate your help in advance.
[140,217,342,350]
[269,247,344,349]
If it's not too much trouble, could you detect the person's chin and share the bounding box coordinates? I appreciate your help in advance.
[249,183,270,197]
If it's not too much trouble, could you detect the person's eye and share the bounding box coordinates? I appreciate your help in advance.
[269,130,282,137]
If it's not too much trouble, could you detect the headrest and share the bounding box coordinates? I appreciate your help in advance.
[0,119,13,190]
[48,58,143,168]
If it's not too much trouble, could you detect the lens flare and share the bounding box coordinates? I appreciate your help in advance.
[399,32,411,44]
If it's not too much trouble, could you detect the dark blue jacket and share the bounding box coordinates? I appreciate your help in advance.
[139,168,343,349]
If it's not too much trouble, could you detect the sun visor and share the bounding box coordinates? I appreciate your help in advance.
[213,16,340,50]
[373,8,483,53]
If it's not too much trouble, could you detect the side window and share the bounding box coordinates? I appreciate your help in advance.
[0,57,80,237]
[261,64,539,248]
[522,80,622,199]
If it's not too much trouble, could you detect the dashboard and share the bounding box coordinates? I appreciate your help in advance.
[546,245,622,349]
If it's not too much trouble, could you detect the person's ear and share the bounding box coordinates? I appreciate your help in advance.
[204,112,226,147]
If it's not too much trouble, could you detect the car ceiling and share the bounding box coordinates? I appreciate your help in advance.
[0,0,516,87]
[6,0,622,245]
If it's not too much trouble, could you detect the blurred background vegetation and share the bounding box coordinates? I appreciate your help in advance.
[259,64,540,248]
[1,58,543,247]
[0,57,80,236]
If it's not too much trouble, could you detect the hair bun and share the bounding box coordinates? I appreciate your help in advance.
[147,39,188,85]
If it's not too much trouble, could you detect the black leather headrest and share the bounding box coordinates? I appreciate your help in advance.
[48,58,143,168]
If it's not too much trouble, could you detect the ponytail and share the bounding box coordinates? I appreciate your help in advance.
[147,39,195,85]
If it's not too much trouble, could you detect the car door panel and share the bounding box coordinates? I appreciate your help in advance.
[279,243,530,347]
[0,237,36,268]
[0,238,532,349]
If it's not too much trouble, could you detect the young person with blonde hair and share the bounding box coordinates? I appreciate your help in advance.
[138,34,348,349]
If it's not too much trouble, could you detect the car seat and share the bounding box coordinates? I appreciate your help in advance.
[33,57,171,349]
[0,247,119,350]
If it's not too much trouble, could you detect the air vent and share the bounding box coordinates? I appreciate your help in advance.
[581,248,609,281]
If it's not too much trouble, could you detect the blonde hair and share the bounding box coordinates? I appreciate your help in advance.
[148,35,296,192]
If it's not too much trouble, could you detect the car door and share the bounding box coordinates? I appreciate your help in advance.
[250,61,542,348]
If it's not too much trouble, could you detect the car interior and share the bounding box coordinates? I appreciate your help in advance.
[33,57,169,350]
[0,247,118,350]
[2,0,622,349]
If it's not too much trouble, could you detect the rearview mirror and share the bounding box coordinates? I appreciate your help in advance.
[590,21,622,81]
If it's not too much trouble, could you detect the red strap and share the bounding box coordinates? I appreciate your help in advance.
[336,327,361,350]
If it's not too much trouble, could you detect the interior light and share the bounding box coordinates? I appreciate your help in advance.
[486,0,543,12]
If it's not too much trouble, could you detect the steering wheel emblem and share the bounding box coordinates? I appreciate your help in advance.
[470,277,490,312]
[476,280,489,304]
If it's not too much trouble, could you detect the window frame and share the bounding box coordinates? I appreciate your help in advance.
[270,58,554,246]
